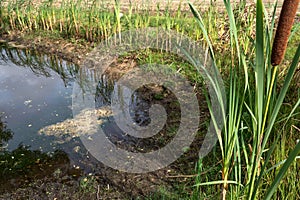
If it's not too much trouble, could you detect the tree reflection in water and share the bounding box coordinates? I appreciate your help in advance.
[0,115,13,152]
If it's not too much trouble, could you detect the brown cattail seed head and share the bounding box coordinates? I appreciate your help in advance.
[271,0,300,66]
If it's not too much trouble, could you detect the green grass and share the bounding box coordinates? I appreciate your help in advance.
[133,49,204,84]
[0,0,229,47]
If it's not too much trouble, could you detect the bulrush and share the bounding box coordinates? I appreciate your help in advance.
[271,0,300,66]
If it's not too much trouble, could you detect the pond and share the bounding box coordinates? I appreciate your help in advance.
[0,44,201,198]
[0,46,178,173]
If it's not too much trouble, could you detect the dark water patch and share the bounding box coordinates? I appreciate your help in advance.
[82,59,182,153]
[96,83,181,153]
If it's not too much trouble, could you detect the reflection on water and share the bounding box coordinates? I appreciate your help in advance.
[0,46,78,151]
[0,45,175,174]
[0,115,13,151]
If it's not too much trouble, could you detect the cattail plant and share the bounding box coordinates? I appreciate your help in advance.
[271,0,300,66]
[190,0,300,199]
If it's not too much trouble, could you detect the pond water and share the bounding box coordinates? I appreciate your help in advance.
[0,47,77,152]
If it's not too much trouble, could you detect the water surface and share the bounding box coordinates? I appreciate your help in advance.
[0,47,77,152]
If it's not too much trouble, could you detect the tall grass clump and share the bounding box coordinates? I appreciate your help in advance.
[189,0,300,199]
[0,0,227,44]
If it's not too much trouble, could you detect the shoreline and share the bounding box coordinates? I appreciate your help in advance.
[0,32,90,65]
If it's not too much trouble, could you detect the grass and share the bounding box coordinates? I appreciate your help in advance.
[0,0,229,45]
[0,0,299,199]
[133,49,203,84]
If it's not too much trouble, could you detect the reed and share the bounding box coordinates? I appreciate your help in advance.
[0,0,216,43]
[190,0,300,199]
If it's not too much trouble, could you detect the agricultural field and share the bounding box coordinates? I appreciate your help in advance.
[0,0,299,199]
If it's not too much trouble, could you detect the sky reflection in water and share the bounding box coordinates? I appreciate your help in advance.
[0,56,74,151]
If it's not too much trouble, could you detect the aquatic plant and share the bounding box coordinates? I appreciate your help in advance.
[189,0,300,199]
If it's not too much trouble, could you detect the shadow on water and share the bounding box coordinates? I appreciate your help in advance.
[0,115,82,194]
[0,114,13,151]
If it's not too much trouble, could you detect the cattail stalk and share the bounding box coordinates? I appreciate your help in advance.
[271,0,300,66]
